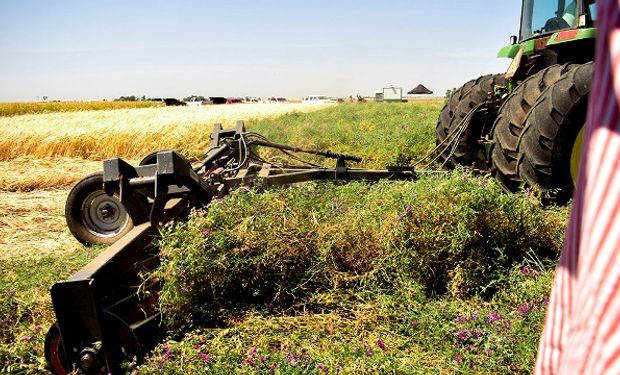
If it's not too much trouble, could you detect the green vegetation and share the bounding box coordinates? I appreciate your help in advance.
[0,100,162,117]
[0,102,569,374]
[0,248,105,373]
[140,174,566,374]
[244,102,443,170]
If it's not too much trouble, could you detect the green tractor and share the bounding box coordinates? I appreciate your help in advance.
[437,0,596,202]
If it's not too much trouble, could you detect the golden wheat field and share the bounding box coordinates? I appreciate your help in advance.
[0,102,331,259]
[0,103,332,162]
[0,100,163,117]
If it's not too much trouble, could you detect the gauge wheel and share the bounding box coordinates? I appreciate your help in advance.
[65,172,149,245]
[44,323,73,375]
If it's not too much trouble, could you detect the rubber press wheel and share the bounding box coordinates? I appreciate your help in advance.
[44,323,72,375]
[44,315,141,375]
[65,172,149,246]
[436,73,505,168]
[517,62,593,203]
[490,64,574,192]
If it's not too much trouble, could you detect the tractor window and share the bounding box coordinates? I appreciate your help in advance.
[588,2,596,22]
[520,0,578,40]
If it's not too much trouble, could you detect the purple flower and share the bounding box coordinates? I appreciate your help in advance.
[542,296,549,306]
[20,335,31,342]
[399,204,413,221]
[247,347,258,357]
[316,363,329,373]
[520,266,540,277]
[242,358,255,367]
[470,311,479,320]
[456,315,468,324]
[365,347,374,356]
[503,319,511,329]
[376,339,386,350]
[197,352,211,363]
[487,312,501,323]
[456,330,470,341]
[518,303,530,315]
[201,229,213,238]
[454,355,463,364]
[163,346,171,361]
[284,352,300,366]
[268,363,279,372]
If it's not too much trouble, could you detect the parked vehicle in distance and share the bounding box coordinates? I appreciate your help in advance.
[184,96,206,106]
[163,98,186,106]
[302,95,334,104]
[267,97,287,103]
[244,96,262,103]
[208,97,227,105]
[226,97,244,104]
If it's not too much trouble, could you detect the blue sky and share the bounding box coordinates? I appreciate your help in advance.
[0,0,521,101]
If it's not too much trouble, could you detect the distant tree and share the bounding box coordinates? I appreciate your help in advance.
[42,96,48,101]
[114,95,137,101]
[445,88,457,99]
[183,95,206,102]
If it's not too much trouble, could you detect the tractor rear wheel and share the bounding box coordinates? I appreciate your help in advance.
[65,172,149,246]
[436,81,475,166]
[436,73,505,168]
[517,62,593,203]
[490,64,574,192]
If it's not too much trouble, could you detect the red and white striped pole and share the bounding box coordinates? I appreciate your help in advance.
[536,1,620,373]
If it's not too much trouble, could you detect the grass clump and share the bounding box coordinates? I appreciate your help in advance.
[136,266,554,374]
[143,171,567,373]
[0,248,102,373]
[154,171,565,330]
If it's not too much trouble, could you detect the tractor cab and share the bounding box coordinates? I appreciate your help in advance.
[519,0,596,42]
[498,0,596,82]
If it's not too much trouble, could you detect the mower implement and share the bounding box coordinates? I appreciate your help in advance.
[45,121,418,374]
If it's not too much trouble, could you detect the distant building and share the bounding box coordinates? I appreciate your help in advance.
[407,84,433,95]
[376,86,403,102]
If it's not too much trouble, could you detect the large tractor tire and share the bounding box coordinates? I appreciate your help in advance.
[436,81,476,166]
[517,62,594,203]
[490,64,574,192]
[436,73,506,168]
[65,172,150,246]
